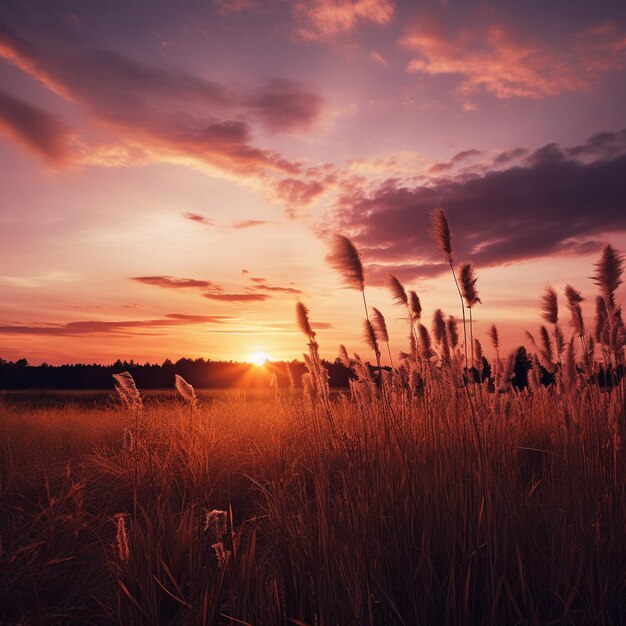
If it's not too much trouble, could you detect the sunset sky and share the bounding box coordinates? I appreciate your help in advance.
[1,0,625,365]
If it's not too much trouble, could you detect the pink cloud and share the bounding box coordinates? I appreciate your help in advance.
[232,219,270,229]
[0,20,322,185]
[131,276,223,291]
[182,212,215,226]
[401,17,626,99]
[293,0,395,41]
[0,88,73,163]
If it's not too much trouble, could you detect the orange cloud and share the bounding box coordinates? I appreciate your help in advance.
[401,18,626,99]
[203,293,269,302]
[293,0,394,41]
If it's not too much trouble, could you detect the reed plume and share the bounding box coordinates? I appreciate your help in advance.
[429,207,468,370]
[592,244,624,309]
[326,235,365,291]
[429,207,452,263]
[113,371,143,413]
[408,291,422,321]
[474,338,484,372]
[327,234,372,340]
[488,324,500,351]
[432,309,450,364]
[363,318,381,364]
[386,274,408,308]
[175,374,197,407]
[448,316,459,350]
[459,263,481,308]
[564,285,585,340]
[418,324,433,360]
[296,301,316,340]
[460,262,481,367]
[541,285,559,325]
[538,325,554,371]
[338,344,351,368]
[372,307,393,367]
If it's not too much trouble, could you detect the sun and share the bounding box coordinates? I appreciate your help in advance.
[250,351,269,366]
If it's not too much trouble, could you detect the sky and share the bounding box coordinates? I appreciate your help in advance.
[0,0,625,365]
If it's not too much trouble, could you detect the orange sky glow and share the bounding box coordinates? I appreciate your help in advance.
[0,0,625,365]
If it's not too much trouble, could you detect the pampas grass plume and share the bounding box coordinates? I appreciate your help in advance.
[326,234,365,291]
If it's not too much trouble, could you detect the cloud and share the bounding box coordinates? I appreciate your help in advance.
[0,19,322,184]
[275,178,325,215]
[293,0,395,41]
[232,219,270,229]
[428,148,482,173]
[248,277,303,294]
[131,276,223,291]
[246,79,323,132]
[323,129,626,283]
[0,88,73,163]
[183,212,215,226]
[0,313,229,336]
[369,50,388,66]
[401,17,626,99]
[203,292,269,302]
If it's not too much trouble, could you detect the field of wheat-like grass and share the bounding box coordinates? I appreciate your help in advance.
[1,211,625,625]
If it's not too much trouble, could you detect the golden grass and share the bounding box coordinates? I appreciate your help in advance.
[0,374,625,624]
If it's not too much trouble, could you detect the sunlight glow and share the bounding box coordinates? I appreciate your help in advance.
[250,352,269,366]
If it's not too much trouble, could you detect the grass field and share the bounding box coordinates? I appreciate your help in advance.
[1,372,625,625]
[1,229,625,625]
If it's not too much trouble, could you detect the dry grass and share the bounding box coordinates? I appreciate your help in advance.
[1,371,625,625]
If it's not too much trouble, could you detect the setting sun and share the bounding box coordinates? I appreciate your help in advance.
[250,352,269,366]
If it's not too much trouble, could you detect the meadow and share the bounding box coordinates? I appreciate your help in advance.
[1,210,625,625]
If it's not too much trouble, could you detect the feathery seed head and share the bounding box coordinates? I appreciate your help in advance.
[459,263,481,308]
[447,316,459,349]
[432,309,447,344]
[540,285,559,325]
[386,274,408,308]
[363,318,380,357]
[418,324,433,359]
[592,244,624,309]
[338,344,351,368]
[488,324,500,351]
[371,307,389,343]
[326,234,365,291]
[174,374,197,406]
[408,291,422,321]
[429,207,452,262]
[296,301,316,339]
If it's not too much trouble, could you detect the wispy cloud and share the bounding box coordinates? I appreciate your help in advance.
[293,0,395,41]
[249,277,302,294]
[203,292,269,302]
[0,18,323,188]
[401,17,626,99]
[232,219,270,229]
[182,212,215,226]
[0,313,229,336]
[131,276,223,291]
[0,88,74,163]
